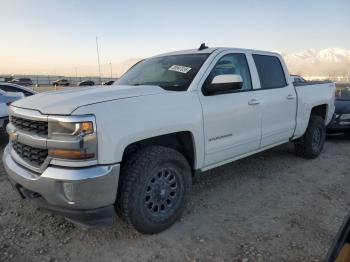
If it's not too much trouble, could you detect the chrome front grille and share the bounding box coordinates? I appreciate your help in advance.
[12,141,48,167]
[11,116,48,135]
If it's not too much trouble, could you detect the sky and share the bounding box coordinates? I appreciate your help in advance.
[0,0,349,76]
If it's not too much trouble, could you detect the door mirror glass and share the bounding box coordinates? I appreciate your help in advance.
[205,74,243,93]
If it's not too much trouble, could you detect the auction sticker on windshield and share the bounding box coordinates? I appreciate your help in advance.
[168,65,192,74]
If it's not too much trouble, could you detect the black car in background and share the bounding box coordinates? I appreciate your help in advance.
[77,80,95,86]
[327,84,350,136]
[8,78,33,86]
[102,80,115,85]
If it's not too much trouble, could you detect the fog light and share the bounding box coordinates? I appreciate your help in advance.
[63,182,74,203]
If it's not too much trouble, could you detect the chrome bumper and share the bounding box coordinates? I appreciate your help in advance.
[3,145,120,210]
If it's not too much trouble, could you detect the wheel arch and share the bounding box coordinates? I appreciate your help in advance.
[122,131,197,172]
[293,103,329,140]
[310,104,328,121]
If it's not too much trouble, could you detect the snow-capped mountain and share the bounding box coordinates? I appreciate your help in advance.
[283,48,350,77]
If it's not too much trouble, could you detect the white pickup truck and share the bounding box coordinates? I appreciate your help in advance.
[3,46,335,234]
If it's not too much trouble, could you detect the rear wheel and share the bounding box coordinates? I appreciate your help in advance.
[117,146,192,234]
[294,115,326,159]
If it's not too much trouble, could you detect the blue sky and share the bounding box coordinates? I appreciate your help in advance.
[0,0,349,75]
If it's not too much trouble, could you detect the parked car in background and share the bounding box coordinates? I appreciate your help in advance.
[0,82,36,97]
[291,75,307,84]
[52,79,70,86]
[77,80,95,86]
[327,85,350,136]
[0,84,36,136]
[3,46,335,234]
[102,80,115,85]
[0,90,26,136]
[8,78,33,87]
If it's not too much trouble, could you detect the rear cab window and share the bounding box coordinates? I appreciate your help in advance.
[253,54,287,89]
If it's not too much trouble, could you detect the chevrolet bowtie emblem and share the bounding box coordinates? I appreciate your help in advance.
[9,131,18,141]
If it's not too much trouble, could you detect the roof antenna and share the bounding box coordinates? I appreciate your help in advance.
[198,43,208,51]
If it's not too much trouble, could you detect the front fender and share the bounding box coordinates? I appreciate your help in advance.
[73,91,204,169]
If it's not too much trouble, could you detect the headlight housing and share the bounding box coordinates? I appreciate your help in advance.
[49,121,94,137]
[47,115,97,161]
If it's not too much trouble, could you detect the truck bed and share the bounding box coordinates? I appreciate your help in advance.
[294,80,332,87]
[293,82,335,138]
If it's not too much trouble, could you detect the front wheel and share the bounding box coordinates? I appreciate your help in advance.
[117,146,192,234]
[294,115,326,159]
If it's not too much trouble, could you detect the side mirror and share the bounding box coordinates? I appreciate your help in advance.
[205,74,243,94]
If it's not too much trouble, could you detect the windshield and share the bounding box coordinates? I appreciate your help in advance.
[115,54,209,91]
[335,84,350,101]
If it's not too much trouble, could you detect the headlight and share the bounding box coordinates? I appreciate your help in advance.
[47,115,97,161]
[339,113,350,120]
[49,121,94,136]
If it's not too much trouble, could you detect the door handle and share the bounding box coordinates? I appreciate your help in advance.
[248,99,260,105]
[286,94,296,100]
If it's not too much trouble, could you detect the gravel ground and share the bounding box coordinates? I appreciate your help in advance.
[0,135,349,262]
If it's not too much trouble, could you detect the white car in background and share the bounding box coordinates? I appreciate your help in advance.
[291,74,307,83]
[0,82,36,97]
[0,83,36,136]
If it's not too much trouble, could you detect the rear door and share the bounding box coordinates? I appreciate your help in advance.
[252,54,297,147]
[198,52,262,167]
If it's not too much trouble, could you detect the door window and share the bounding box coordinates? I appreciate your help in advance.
[204,53,252,93]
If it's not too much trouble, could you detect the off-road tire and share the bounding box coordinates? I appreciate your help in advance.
[294,115,326,159]
[117,146,192,234]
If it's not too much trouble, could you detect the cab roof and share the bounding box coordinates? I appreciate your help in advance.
[152,47,280,58]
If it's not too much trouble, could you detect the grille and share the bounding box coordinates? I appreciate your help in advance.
[11,116,48,135]
[12,141,48,166]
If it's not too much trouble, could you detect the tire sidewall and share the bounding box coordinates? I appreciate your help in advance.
[306,116,326,157]
[125,147,191,234]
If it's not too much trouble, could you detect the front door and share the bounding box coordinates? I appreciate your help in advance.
[199,53,262,167]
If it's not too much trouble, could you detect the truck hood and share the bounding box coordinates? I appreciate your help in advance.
[12,85,166,115]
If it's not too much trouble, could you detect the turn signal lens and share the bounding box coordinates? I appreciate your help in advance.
[81,121,93,134]
[48,149,95,159]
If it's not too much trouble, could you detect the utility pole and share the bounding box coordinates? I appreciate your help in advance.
[96,36,102,84]
[109,62,113,79]
[75,67,78,83]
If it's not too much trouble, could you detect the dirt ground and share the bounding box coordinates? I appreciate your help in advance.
[0,135,349,262]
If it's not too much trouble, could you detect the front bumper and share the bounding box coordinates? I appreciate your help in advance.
[3,145,120,227]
